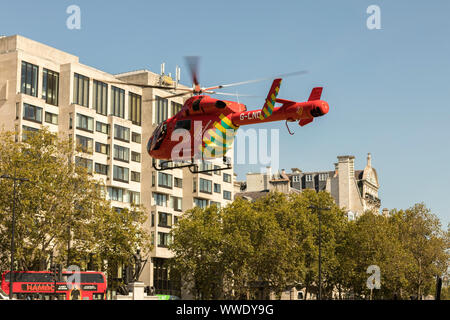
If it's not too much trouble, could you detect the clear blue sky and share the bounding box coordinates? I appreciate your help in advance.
[1,0,449,226]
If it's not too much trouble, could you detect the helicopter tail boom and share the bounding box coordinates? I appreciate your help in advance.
[230,87,328,127]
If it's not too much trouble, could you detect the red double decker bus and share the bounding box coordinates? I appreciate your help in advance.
[1,271,107,300]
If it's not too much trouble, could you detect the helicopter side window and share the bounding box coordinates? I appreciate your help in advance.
[175,120,191,131]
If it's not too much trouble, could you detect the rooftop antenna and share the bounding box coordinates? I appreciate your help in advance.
[160,62,165,75]
[175,65,181,88]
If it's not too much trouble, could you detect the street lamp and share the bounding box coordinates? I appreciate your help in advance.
[309,205,331,300]
[1,167,29,299]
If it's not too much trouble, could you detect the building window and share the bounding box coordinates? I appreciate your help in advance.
[114,145,129,162]
[42,68,59,106]
[114,124,130,142]
[223,173,231,183]
[93,80,108,115]
[131,171,140,182]
[132,132,141,143]
[171,101,182,116]
[174,177,182,188]
[306,175,313,182]
[129,191,141,205]
[155,96,168,124]
[214,183,221,193]
[73,73,89,107]
[199,162,212,175]
[111,86,125,118]
[131,151,141,163]
[153,193,168,207]
[23,103,42,123]
[158,172,172,189]
[194,198,208,209]
[199,178,212,194]
[21,61,38,97]
[152,257,181,296]
[95,163,109,176]
[108,187,124,202]
[158,212,172,228]
[129,92,142,126]
[223,190,232,200]
[319,173,328,181]
[76,113,94,132]
[76,135,93,154]
[22,125,39,141]
[44,112,58,125]
[96,121,110,135]
[75,156,93,174]
[210,201,221,209]
[157,232,172,248]
[214,165,221,175]
[95,142,110,155]
[171,196,182,212]
[113,165,129,183]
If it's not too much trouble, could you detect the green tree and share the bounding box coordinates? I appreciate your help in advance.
[0,129,150,280]
[169,205,225,299]
[390,204,449,299]
[343,212,409,299]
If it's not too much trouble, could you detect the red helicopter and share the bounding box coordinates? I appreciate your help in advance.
[115,58,329,173]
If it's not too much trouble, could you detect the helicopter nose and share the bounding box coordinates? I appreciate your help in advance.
[310,101,329,117]
[320,101,329,115]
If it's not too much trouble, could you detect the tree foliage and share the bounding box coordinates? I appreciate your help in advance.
[170,190,449,300]
[0,129,150,279]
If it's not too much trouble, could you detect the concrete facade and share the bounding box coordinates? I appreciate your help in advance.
[0,35,235,297]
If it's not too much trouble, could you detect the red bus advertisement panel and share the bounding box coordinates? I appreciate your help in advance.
[1,271,107,300]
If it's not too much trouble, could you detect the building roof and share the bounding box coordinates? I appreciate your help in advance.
[235,190,271,201]
[286,170,335,177]
[235,188,301,201]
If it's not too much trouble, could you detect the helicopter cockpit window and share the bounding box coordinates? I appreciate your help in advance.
[175,120,191,131]
[150,122,167,151]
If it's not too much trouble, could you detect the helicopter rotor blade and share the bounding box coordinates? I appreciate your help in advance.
[185,56,200,86]
[205,91,262,98]
[143,91,193,102]
[203,70,308,91]
[107,81,190,91]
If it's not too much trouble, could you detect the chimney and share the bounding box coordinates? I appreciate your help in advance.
[367,153,372,167]
[382,208,389,217]
[266,166,272,178]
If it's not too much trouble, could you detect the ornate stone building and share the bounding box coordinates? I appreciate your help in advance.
[237,153,381,218]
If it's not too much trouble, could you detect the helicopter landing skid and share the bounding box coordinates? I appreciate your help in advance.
[152,157,232,174]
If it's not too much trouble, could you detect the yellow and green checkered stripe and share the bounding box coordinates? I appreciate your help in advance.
[259,78,282,120]
[200,114,238,158]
